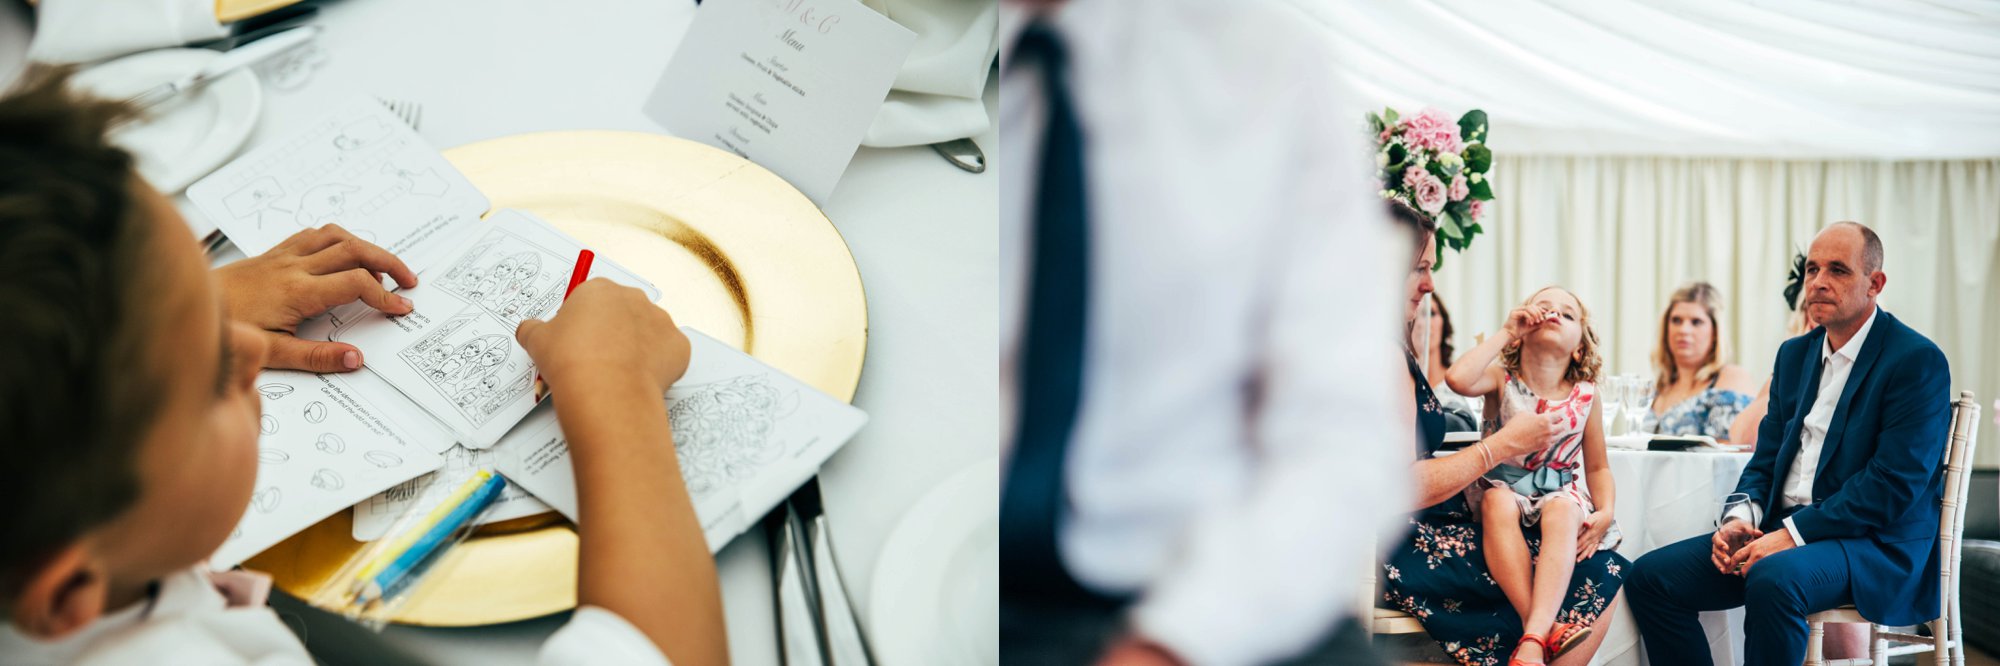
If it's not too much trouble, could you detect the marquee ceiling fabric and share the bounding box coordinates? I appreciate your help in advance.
[1295,0,2000,158]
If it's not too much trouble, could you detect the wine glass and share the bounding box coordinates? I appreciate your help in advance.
[1623,375,1655,434]
[1599,375,1625,435]
[1717,492,1755,572]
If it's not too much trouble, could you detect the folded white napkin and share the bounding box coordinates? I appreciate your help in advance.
[28,0,225,65]
[861,0,997,147]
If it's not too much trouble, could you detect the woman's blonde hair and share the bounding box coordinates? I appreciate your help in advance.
[1500,285,1602,386]
[1653,282,1729,395]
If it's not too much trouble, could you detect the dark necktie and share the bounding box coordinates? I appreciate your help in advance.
[1000,21,1101,605]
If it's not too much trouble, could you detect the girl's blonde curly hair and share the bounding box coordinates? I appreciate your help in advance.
[1500,285,1603,386]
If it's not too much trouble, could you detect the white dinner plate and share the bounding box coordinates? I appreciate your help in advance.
[71,48,262,195]
[869,458,998,666]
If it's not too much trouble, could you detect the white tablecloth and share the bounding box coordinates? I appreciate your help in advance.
[1591,449,1754,666]
[171,1,997,662]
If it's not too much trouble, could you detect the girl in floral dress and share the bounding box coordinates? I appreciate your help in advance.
[1444,286,1617,666]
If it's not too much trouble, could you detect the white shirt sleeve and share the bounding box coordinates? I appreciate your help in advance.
[1724,500,1762,528]
[539,606,672,666]
[1782,515,1808,546]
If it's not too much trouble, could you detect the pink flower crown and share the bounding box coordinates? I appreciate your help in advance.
[1368,107,1494,269]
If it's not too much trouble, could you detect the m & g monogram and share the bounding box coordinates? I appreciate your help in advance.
[775,0,843,47]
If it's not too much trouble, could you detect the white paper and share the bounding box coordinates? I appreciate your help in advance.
[351,442,553,541]
[643,0,916,204]
[188,97,489,272]
[213,370,446,569]
[494,328,868,552]
[327,210,659,448]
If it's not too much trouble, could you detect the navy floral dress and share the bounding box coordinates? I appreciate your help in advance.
[1382,353,1628,666]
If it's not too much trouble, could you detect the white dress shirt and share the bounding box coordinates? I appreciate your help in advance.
[0,568,670,666]
[1000,2,1410,665]
[1729,307,1878,546]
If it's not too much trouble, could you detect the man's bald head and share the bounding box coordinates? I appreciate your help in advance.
[1802,221,1887,336]
[1819,221,1884,274]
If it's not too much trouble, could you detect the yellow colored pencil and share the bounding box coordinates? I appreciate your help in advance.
[351,469,494,587]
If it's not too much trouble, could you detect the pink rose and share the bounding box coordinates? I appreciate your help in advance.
[1404,166,1447,216]
[1399,108,1463,154]
[1467,198,1486,221]
[1449,174,1469,202]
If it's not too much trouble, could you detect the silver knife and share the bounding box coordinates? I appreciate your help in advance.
[790,477,874,666]
[123,25,319,115]
[772,501,828,666]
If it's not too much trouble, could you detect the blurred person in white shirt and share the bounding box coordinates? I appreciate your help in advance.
[998,1,1410,664]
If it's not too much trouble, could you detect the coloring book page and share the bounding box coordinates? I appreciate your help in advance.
[213,370,446,569]
[494,328,868,552]
[188,97,488,273]
[328,209,659,448]
[351,441,553,541]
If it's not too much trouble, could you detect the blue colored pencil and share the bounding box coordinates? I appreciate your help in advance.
[357,472,508,605]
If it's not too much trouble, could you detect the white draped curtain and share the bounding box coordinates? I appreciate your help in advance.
[1429,155,2000,466]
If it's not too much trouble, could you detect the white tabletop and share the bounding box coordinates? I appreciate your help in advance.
[179,0,996,662]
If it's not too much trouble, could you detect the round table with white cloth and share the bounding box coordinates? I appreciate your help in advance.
[1589,449,1754,666]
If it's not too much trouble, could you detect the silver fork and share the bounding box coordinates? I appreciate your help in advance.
[204,98,424,255]
[377,98,423,132]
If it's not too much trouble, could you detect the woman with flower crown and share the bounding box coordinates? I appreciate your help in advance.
[1376,107,1629,666]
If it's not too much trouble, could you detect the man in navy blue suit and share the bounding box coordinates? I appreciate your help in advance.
[1627,221,1952,665]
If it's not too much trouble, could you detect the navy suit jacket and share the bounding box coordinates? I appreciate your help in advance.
[1732,308,1951,626]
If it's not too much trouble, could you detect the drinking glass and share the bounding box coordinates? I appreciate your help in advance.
[1717,492,1755,571]
[1600,375,1626,435]
[1623,375,1655,434]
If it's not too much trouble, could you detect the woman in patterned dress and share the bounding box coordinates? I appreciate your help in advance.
[1641,283,1757,439]
[1382,202,1630,666]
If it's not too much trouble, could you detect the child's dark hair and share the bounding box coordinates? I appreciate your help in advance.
[0,66,163,596]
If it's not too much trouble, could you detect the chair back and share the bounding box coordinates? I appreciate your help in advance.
[1938,390,1982,619]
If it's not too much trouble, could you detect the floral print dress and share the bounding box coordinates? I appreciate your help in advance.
[1641,375,1752,440]
[1382,353,1628,666]
[1472,376,1596,524]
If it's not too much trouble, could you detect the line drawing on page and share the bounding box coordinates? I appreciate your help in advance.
[333,116,393,150]
[436,227,572,328]
[397,309,536,427]
[668,374,801,498]
[252,487,282,514]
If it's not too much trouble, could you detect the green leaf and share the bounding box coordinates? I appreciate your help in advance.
[1458,109,1489,143]
[1464,144,1493,173]
[1469,179,1494,201]
[1387,143,1407,168]
[1433,238,1446,271]
[1367,113,1384,134]
[1384,107,1400,125]
[1467,222,1484,235]
[1426,160,1448,181]
[1438,209,1464,240]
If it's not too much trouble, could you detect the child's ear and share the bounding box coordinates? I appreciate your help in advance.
[9,543,109,640]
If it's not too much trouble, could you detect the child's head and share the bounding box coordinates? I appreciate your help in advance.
[0,68,269,638]
[1501,286,1602,385]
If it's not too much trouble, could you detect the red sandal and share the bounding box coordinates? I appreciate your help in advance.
[1546,622,1592,659]
[1508,634,1549,666]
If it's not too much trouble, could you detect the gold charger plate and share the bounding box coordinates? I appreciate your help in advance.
[243,130,869,626]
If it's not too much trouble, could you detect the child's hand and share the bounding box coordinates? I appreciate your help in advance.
[1576,510,1614,562]
[514,279,689,395]
[215,225,418,372]
[1500,306,1554,341]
